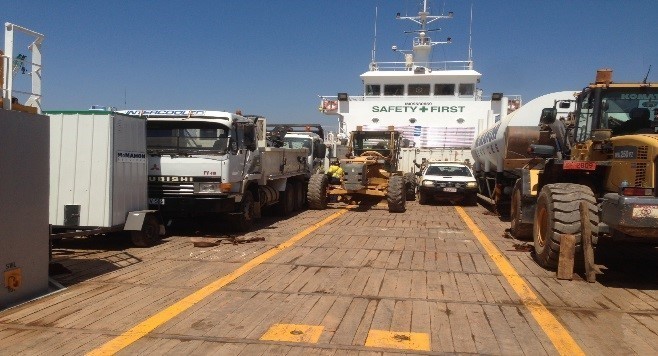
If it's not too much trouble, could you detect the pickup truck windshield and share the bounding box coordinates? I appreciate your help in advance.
[425,166,472,177]
[147,120,230,154]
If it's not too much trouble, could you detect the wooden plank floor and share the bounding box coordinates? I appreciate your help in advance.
[1,199,657,355]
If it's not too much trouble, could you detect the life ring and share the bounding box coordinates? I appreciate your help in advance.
[323,100,338,111]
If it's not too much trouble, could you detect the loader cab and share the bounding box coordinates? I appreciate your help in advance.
[572,86,658,143]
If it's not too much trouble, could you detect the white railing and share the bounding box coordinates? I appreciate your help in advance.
[368,60,473,71]
[2,23,44,113]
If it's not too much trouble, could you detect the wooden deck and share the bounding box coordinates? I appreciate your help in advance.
[1,199,657,355]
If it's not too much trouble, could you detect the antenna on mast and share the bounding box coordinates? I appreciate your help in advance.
[371,5,378,64]
[468,2,473,64]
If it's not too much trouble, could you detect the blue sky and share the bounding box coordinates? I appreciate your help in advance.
[5,1,658,133]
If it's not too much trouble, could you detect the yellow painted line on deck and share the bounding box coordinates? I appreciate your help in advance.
[260,323,324,343]
[455,206,584,356]
[87,208,349,356]
[365,330,431,351]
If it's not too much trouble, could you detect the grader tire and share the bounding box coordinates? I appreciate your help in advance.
[403,172,417,201]
[307,173,328,210]
[387,175,406,213]
[533,183,598,269]
[510,179,533,240]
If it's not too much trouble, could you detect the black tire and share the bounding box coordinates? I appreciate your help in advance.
[387,175,406,213]
[130,214,160,247]
[533,183,598,269]
[463,193,478,206]
[279,183,295,216]
[307,173,328,210]
[233,190,255,232]
[403,172,417,201]
[510,179,532,240]
[418,190,429,205]
[294,180,306,210]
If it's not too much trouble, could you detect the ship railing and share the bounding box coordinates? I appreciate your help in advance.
[368,60,473,71]
[319,93,522,104]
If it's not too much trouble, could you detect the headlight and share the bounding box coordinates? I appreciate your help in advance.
[466,181,477,188]
[422,180,435,187]
[198,183,222,193]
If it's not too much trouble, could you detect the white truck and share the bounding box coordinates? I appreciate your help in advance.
[266,123,327,175]
[119,110,310,231]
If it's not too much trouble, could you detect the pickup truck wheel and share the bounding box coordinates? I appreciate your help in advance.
[403,173,417,201]
[307,173,328,210]
[279,183,295,216]
[130,214,160,247]
[463,194,478,206]
[387,175,406,213]
[533,183,598,269]
[418,191,429,205]
[233,190,255,232]
[510,180,532,240]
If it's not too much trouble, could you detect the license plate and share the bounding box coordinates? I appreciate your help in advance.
[632,205,658,218]
[563,160,596,171]
[443,187,457,193]
[149,198,165,205]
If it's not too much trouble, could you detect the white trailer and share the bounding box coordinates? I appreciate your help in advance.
[46,111,164,246]
[120,110,310,231]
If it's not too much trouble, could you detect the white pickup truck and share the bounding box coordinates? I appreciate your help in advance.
[119,110,309,231]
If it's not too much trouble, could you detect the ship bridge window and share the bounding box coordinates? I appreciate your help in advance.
[384,84,404,96]
[459,84,475,96]
[435,84,455,96]
[365,84,381,96]
[409,84,430,95]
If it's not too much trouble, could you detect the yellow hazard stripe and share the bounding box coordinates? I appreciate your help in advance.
[455,206,584,356]
[87,208,349,356]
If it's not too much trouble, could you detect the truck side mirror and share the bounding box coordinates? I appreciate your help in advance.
[244,124,257,151]
[315,142,326,158]
[540,108,557,125]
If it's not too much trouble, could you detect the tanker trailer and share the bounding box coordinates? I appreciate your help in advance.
[471,91,577,218]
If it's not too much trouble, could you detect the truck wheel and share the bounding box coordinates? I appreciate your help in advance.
[130,214,160,247]
[387,175,406,213]
[533,183,598,269]
[233,190,255,232]
[418,191,429,205]
[279,183,296,216]
[403,173,417,201]
[510,180,532,240]
[294,180,306,210]
[307,173,328,210]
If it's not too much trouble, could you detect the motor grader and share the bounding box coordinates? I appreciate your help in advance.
[306,127,412,212]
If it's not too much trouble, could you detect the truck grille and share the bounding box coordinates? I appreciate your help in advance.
[149,182,194,197]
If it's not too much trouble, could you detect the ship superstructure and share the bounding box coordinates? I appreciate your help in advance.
[320,1,518,170]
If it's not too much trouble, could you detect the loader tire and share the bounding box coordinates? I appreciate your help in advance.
[307,173,328,210]
[403,172,417,201]
[387,175,406,213]
[510,179,532,240]
[130,214,160,247]
[533,183,598,269]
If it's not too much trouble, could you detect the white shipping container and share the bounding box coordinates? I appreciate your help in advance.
[47,111,148,227]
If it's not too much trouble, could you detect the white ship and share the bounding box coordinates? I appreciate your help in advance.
[320,0,519,172]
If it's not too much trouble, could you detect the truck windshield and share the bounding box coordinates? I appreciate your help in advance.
[600,88,658,135]
[147,121,230,154]
[282,137,312,150]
